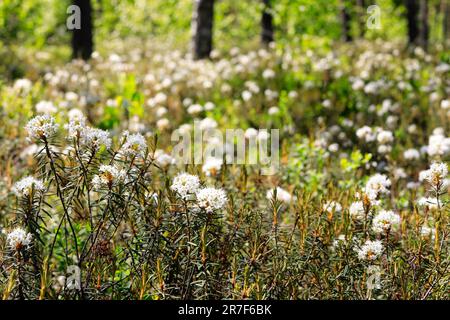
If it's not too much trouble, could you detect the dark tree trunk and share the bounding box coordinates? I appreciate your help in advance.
[405,0,420,46]
[261,0,274,45]
[71,0,93,60]
[357,0,366,38]
[192,0,215,60]
[341,0,353,42]
[418,0,429,49]
[444,0,450,45]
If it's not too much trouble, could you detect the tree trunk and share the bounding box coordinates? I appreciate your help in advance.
[357,0,366,38]
[341,0,353,42]
[192,0,215,60]
[418,0,429,49]
[261,0,275,45]
[444,0,450,45]
[71,0,93,60]
[405,0,420,46]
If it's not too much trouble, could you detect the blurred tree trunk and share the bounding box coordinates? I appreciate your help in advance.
[418,0,429,49]
[357,0,366,38]
[192,0,215,60]
[71,0,93,60]
[340,0,353,42]
[444,0,450,46]
[261,0,274,45]
[405,0,420,46]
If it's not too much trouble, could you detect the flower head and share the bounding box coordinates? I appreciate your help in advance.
[365,174,391,196]
[356,240,384,261]
[171,173,200,200]
[196,187,228,212]
[12,176,45,197]
[372,210,401,234]
[80,127,111,152]
[25,115,59,140]
[419,162,448,189]
[65,116,87,139]
[266,187,292,204]
[349,201,365,221]
[202,157,223,177]
[323,201,342,214]
[120,131,147,158]
[154,150,175,169]
[7,227,32,251]
[92,165,126,189]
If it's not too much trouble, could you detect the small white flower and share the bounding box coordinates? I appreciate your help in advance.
[403,148,420,161]
[198,118,218,131]
[365,174,391,196]
[202,157,223,176]
[419,162,448,189]
[7,227,32,250]
[441,99,450,110]
[417,197,439,210]
[196,187,228,212]
[25,115,59,140]
[356,240,384,261]
[266,187,292,204]
[349,201,365,221]
[14,78,32,93]
[171,173,200,200]
[268,106,279,115]
[36,100,57,114]
[204,102,215,111]
[420,225,435,240]
[376,130,393,145]
[427,132,450,157]
[154,150,175,168]
[323,201,342,214]
[356,126,376,143]
[65,116,87,138]
[120,131,147,157]
[245,128,258,139]
[92,165,126,189]
[156,118,170,131]
[187,104,203,115]
[372,210,401,234]
[12,176,45,197]
[332,234,347,249]
[80,127,112,151]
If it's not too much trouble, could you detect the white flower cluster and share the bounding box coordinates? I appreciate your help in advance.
[25,115,59,140]
[92,165,126,189]
[171,173,201,200]
[202,157,223,176]
[372,210,401,234]
[420,225,436,240]
[323,201,342,214]
[426,130,450,157]
[417,197,439,210]
[80,127,112,152]
[120,131,147,158]
[65,116,87,139]
[12,176,45,197]
[7,227,32,250]
[356,240,384,261]
[154,150,175,168]
[356,126,394,154]
[349,201,365,221]
[419,162,448,190]
[35,100,57,114]
[170,173,228,212]
[196,187,228,213]
[266,187,292,204]
[365,173,391,197]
